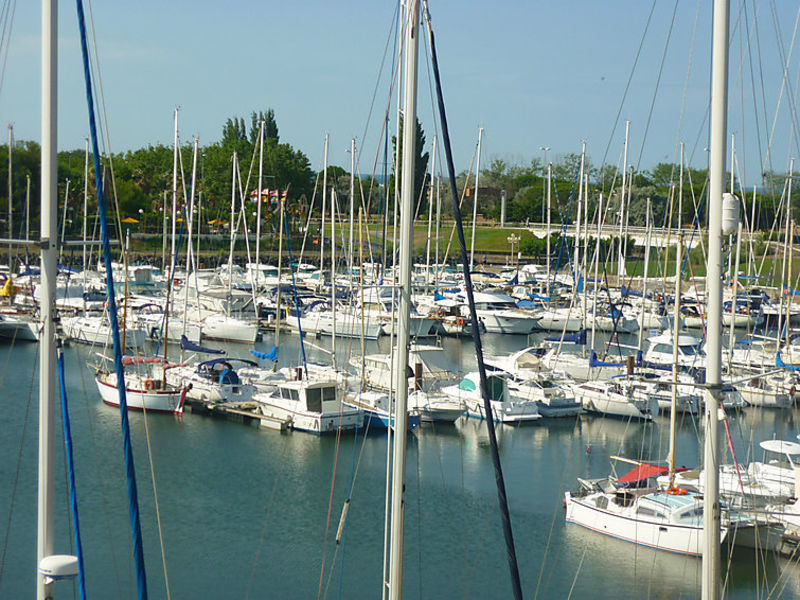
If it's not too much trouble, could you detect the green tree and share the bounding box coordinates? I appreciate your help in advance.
[391,115,430,218]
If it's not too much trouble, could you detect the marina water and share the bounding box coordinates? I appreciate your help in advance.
[2,331,799,598]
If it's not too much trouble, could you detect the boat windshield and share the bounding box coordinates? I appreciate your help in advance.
[679,343,704,357]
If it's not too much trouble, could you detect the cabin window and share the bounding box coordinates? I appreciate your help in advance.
[488,377,505,401]
[305,388,323,413]
[653,344,671,354]
[281,388,300,402]
[321,386,337,403]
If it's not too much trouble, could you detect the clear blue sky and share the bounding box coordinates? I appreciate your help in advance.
[1,1,798,186]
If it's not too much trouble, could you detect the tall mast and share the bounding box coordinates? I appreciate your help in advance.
[668,234,682,488]
[546,162,552,299]
[678,141,684,232]
[331,187,337,369]
[703,0,730,597]
[349,138,356,286]
[82,138,89,274]
[255,120,265,289]
[274,194,284,371]
[38,1,57,597]
[8,124,12,267]
[618,120,630,279]
[425,135,437,291]
[227,151,238,316]
[320,133,328,291]
[171,108,178,281]
[388,0,419,596]
[470,127,483,270]
[638,198,652,354]
[589,194,602,375]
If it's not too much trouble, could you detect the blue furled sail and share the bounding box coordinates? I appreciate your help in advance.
[180,335,224,354]
[777,352,800,372]
[589,350,624,368]
[251,346,279,362]
[545,329,586,345]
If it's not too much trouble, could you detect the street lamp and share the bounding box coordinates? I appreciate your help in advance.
[539,146,550,223]
[138,208,144,233]
[507,233,520,276]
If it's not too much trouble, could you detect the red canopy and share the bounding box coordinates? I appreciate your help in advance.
[618,463,688,483]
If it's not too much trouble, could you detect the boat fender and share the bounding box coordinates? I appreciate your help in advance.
[666,487,687,496]
[457,317,464,326]
[144,378,155,391]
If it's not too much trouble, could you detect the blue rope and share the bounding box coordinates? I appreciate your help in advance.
[57,348,86,600]
[75,1,148,597]
[282,200,309,377]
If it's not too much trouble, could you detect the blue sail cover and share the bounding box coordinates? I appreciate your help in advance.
[590,350,624,368]
[544,329,586,345]
[434,291,447,301]
[620,285,643,298]
[251,346,278,362]
[180,335,224,354]
[777,352,800,372]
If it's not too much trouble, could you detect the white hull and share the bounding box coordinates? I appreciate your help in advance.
[257,401,362,433]
[479,312,538,334]
[201,314,258,344]
[62,316,146,349]
[95,371,186,414]
[565,492,717,556]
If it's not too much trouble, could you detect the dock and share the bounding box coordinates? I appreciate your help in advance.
[182,397,290,431]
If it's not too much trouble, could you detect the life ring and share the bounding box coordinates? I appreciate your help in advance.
[666,487,687,496]
[457,317,464,326]
[144,379,155,391]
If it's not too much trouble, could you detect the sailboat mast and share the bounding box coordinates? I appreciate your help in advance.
[469,127,483,270]
[171,109,178,279]
[668,235,682,488]
[8,124,12,267]
[331,187,337,368]
[638,198,651,354]
[274,194,284,370]
[227,151,237,315]
[320,133,328,290]
[546,162,552,299]
[255,120,265,289]
[388,0,419,596]
[703,0,730,596]
[618,120,630,279]
[425,136,437,291]
[349,138,356,284]
[37,1,57,597]
[82,138,89,274]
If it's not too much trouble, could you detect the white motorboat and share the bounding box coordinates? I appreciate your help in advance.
[353,344,457,392]
[254,378,362,434]
[199,312,258,344]
[407,390,465,423]
[61,314,146,349]
[343,390,421,430]
[0,312,39,341]
[734,376,792,408]
[440,372,541,423]
[509,375,582,418]
[570,379,658,420]
[461,291,539,334]
[165,357,257,404]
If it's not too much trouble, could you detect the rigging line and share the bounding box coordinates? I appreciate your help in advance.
[741,0,764,188]
[0,337,36,592]
[139,403,172,599]
[243,436,294,600]
[599,0,657,192]
[356,0,400,175]
[0,0,16,102]
[767,3,800,162]
[424,7,524,599]
[316,425,345,599]
[57,347,87,600]
[635,0,679,171]
[76,0,149,597]
[671,0,702,172]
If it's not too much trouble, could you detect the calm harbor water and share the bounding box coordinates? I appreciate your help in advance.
[2,331,800,599]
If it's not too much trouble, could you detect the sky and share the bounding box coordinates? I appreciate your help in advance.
[1,1,799,186]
